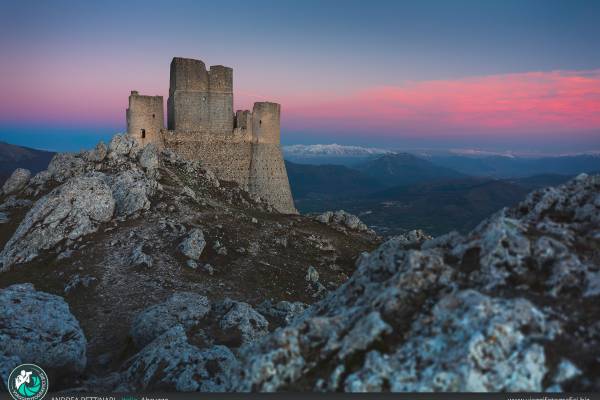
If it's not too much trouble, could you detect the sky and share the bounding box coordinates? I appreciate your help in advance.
[0,0,599,153]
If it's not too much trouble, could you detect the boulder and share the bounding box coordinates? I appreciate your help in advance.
[130,292,211,349]
[138,143,160,175]
[0,173,115,270]
[47,152,87,183]
[0,284,87,377]
[121,325,237,392]
[1,168,31,195]
[316,210,370,232]
[106,169,156,217]
[214,299,269,347]
[179,228,206,261]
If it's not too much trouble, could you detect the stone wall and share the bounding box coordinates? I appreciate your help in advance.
[126,91,164,148]
[162,130,253,189]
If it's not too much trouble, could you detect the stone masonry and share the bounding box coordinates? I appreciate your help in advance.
[126,57,296,214]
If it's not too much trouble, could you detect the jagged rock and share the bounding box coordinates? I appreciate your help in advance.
[1,168,31,195]
[0,284,87,377]
[316,210,371,232]
[214,299,269,347]
[138,143,160,174]
[257,300,308,326]
[0,173,115,270]
[85,141,108,163]
[64,274,98,294]
[186,259,198,269]
[108,134,137,159]
[0,212,8,224]
[0,196,33,211]
[202,263,215,275]
[229,174,600,392]
[130,244,153,268]
[181,186,196,200]
[305,266,319,283]
[344,290,556,392]
[130,292,211,349]
[387,229,432,249]
[179,228,206,261]
[120,325,238,392]
[47,152,87,183]
[107,169,156,217]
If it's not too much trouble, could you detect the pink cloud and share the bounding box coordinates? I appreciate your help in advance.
[282,69,600,137]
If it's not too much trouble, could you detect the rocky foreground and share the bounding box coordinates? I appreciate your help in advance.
[1,135,599,392]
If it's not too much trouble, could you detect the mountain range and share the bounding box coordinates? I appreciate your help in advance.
[1,141,594,236]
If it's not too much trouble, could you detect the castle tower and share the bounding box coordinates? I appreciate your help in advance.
[248,102,297,214]
[167,57,233,133]
[126,91,164,147]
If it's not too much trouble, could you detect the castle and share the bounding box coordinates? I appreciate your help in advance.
[125,57,296,214]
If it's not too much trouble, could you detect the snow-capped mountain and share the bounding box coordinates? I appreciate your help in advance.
[283,144,393,157]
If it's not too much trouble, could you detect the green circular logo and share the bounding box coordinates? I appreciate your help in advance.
[7,364,48,400]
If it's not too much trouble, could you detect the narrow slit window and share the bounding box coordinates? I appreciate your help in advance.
[141,129,146,138]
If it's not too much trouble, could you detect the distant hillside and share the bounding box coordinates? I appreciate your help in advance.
[297,178,530,236]
[356,153,466,187]
[285,161,385,200]
[0,142,54,184]
[428,154,600,178]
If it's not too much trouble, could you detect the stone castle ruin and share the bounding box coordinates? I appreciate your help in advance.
[126,57,296,214]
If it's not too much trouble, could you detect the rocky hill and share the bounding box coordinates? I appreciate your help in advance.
[0,135,599,392]
[0,134,379,391]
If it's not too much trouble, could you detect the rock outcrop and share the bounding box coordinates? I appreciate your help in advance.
[0,284,87,381]
[230,174,600,392]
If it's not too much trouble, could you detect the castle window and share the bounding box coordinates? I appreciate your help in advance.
[259,120,262,126]
[141,129,146,139]
[152,114,155,118]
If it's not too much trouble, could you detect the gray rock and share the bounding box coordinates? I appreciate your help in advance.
[130,292,211,349]
[64,274,98,294]
[0,212,9,224]
[387,229,432,249]
[0,174,115,270]
[179,228,206,261]
[85,141,108,162]
[138,143,160,175]
[0,354,21,391]
[121,325,238,392]
[0,196,33,211]
[108,134,138,159]
[186,259,198,269]
[47,152,87,183]
[215,299,269,347]
[107,169,156,217]
[305,266,319,283]
[1,168,31,195]
[257,300,308,326]
[316,210,370,232]
[0,284,87,376]
[130,244,153,268]
[344,290,556,392]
